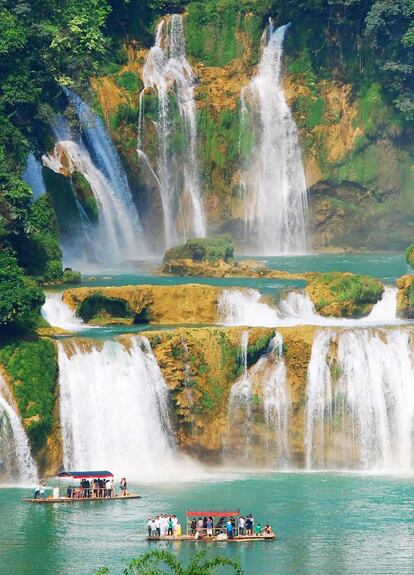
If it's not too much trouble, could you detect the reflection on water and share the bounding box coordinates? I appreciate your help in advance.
[1,473,413,575]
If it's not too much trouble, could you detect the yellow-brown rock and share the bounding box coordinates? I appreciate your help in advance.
[62,284,222,324]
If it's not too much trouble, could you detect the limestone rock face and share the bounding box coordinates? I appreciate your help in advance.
[62,284,222,325]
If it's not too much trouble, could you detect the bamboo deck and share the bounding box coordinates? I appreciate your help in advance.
[147,533,276,542]
[24,494,141,504]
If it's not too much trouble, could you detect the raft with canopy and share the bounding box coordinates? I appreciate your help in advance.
[24,470,141,503]
[147,509,276,542]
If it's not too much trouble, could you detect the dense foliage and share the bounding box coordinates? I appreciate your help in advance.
[0,250,44,328]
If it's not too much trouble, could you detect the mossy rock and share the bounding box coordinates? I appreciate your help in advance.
[305,272,384,317]
[396,275,414,319]
[164,237,234,263]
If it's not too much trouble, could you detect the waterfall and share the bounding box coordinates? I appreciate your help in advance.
[219,287,401,328]
[226,332,290,467]
[23,153,46,200]
[305,328,414,471]
[239,21,308,254]
[0,375,37,483]
[43,93,146,267]
[138,14,206,247]
[218,289,280,327]
[279,291,317,318]
[367,286,398,322]
[41,292,87,331]
[227,331,253,461]
[261,334,290,466]
[58,337,177,480]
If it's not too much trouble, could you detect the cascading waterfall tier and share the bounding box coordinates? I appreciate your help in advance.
[305,328,414,471]
[226,332,291,467]
[138,14,206,247]
[58,337,177,480]
[41,292,87,332]
[218,286,399,328]
[0,375,37,483]
[43,91,145,267]
[239,22,308,254]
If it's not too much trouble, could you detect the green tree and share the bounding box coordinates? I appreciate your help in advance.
[120,550,243,575]
[0,249,44,328]
[96,551,242,575]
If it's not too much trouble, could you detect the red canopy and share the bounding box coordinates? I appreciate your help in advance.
[186,511,239,517]
[58,470,113,479]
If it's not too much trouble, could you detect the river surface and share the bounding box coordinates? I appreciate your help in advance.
[2,472,413,575]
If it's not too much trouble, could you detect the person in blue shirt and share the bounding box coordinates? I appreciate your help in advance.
[227,519,234,539]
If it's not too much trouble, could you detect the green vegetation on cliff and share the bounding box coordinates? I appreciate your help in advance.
[0,338,57,453]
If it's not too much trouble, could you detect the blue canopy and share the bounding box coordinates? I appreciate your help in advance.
[58,470,113,479]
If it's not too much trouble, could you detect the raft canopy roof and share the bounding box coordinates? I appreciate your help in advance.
[186,510,239,517]
[58,470,114,479]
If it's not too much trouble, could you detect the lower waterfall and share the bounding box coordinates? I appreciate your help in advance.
[305,328,414,471]
[0,375,37,483]
[58,337,178,480]
[226,332,291,467]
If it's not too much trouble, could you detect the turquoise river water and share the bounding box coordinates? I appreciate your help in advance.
[1,472,413,575]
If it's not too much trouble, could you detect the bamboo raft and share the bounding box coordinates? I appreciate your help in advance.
[24,470,140,504]
[147,510,276,543]
[147,533,276,542]
[24,493,141,504]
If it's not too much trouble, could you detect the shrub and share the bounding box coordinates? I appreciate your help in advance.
[164,237,234,263]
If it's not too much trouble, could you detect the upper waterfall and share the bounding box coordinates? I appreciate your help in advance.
[138,14,206,247]
[58,337,186,481]
[43,91,146,268]
[239,22,308,254]
[0,375,37,483]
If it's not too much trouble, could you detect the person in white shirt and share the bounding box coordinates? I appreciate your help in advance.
[155,516,161,537]
[151,519,157,537]
[238,516,245,535]
[147,518,152,537]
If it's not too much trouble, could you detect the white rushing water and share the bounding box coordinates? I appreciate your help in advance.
[0,375,37,483]
[219,289,280,327]
[23,153,46,200]
[239,22,308,254]
[43,92,145,267]
[138,14,206,247]
[227,332,291,467]
[305,328,414,471]
[41,293,87,331]
[219,286,400,328]
[58,337,184,480]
